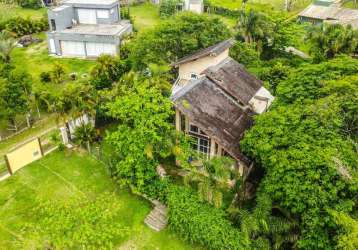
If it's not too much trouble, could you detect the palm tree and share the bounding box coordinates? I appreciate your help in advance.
[236,9,270,45]
[0,31,16,64]
[228,194,299,249]
[306,23,358,61]
[74,123,96,152]
[184,157,240,208]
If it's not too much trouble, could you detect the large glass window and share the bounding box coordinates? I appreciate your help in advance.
[188,123,211,159]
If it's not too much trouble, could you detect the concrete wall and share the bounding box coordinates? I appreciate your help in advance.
[178,49,229,81]
[73,5,120,25]
[48,6,75,31]
[47,32,121,56]
[5,138,43,174]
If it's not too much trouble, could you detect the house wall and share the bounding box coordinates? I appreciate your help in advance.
[178,49,229,81]
[5,138,43,174]
[175,109,245,173]
[47,32,121,56]
[73,5,120,25]
[189,3,203,13]
[48,6,75,31]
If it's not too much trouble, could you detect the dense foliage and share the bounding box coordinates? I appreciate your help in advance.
[126,12,231,70]
[168,185,248,250]
[20,194,129,249]
[241,57,358,248]
[306,23,358,62]
[0,16,48,37]
[159,0,182,18]
[106,73,174,188]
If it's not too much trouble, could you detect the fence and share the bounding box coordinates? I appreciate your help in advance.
[0,128,59,179]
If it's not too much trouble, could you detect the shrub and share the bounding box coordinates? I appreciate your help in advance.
[40,71,51,83]
[51,63,66,84]
[3,17,48,37]
[159,0,182,18]
[167,185,247,250]
[18,0,43,9]
[69,72,78,81]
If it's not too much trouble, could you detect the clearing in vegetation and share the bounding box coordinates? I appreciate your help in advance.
[0,151,199,249]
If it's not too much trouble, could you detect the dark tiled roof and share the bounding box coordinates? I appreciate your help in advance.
[203,58,263,105]
[172,39,234,67]
[172,77,253,163]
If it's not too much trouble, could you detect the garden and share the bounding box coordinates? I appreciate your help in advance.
[0,150,199,249]
[0,0,357,249]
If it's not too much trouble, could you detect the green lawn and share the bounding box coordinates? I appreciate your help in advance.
[131,3,161,31]
[0,4,46,21]
[11,35,96,85]
[0,151,198,249]
[343,0,358,9]
[208,0,312,11]
[0,115,57,157]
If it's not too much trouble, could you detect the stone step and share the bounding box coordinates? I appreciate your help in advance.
[144,202,168,232]
[147,212,167,224]
[144,216,167,231]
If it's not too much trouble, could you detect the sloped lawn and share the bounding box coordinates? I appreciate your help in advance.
[0,151,198,249]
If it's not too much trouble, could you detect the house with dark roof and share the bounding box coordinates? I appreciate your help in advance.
[171,40,274,170]
[298,0,358,29]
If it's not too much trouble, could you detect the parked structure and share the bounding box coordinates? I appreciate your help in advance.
[47,0,132,58]
[152,0,204,14]
[298,0,358,29]
[171,40,274,170]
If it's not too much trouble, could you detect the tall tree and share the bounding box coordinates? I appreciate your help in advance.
[0,31,16,64]
[127,12,231,70]
[106,73,174,188]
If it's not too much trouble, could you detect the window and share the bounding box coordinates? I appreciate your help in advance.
[190,73,198,79]
[188,123,211,159]
[50,19,56,31]
[97,10,109,19]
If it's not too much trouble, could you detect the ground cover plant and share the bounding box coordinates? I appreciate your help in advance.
[0,150,199,249]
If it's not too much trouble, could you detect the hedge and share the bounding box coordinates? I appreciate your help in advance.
[167,185,248,250]
[0,17,48,37]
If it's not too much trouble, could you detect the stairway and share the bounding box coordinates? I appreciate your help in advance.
[144,201,168,232]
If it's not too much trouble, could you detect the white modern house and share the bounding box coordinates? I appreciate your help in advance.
[47,0,132,58]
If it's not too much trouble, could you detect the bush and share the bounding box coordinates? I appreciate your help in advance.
[69,72,78,81]
[40,72,51,83]
[17,0,43,9]
[3,17,48,37]
[167,185,247,250]
[159,0,182,18]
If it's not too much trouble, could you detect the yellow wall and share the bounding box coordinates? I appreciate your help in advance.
[178,49,229,81]
[6,139,43,174]
[189,3,203,13]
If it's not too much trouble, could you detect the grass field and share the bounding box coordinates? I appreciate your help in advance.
[343,0,358,9]
[208,0,312,11]
[11,35,96,85]
[131,3,161,31]
[0,151,198,249]
[0,4,46,21]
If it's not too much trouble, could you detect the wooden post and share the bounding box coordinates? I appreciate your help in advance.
[4,155,12,175]
[210,139,216,159]
[175,109,181,132]
[38,137,44,157]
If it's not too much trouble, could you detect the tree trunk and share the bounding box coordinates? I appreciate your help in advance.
[86,141,91,153]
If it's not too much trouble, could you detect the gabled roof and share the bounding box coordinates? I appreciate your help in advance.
[172,57,265,163]
[172,39,234,67]
[203,58,263,105]
[299,5,340,19]
[299,4,358,25]
[172,76,253,163]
